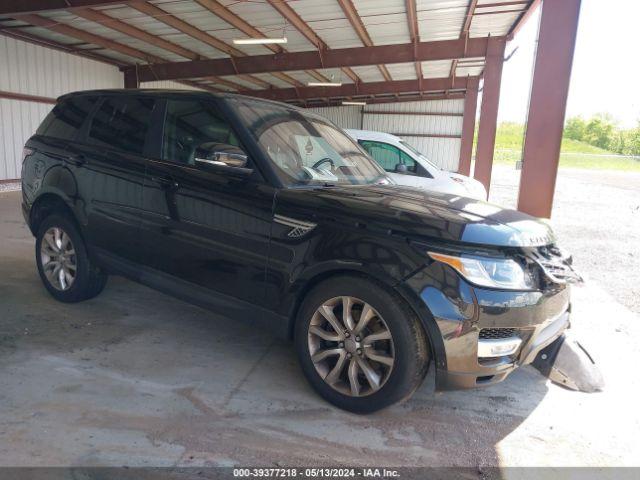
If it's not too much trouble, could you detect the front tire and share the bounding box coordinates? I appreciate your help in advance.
[295,275,430,413]
[35,214,107,303]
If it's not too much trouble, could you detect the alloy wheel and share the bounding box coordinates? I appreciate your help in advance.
[307,296,395,397]
[40,227,77,291]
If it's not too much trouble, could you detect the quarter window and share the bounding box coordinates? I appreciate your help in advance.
[359,140,417,173]
[88,96,155,155]
[162,100,239,165]
[37,96,98,141]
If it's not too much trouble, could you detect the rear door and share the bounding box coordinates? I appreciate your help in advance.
[139,98,275,308]
[72,95,157,262]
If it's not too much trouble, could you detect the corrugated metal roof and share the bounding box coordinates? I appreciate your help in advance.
[0,0,537,101]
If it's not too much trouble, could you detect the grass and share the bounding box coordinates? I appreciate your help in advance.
[484,122,640,171]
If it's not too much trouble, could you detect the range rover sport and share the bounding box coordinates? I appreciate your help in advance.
[21,90,580,413]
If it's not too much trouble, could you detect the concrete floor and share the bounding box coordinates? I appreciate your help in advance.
[1,189,640,471]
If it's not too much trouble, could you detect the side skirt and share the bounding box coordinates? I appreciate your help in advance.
[93,247,290,338]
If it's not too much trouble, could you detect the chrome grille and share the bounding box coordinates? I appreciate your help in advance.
[479,328,517,340]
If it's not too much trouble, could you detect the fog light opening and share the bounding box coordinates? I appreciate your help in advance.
[478,337,522,358]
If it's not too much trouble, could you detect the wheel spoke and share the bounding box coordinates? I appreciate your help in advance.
[309,325,342,342]
[43,260,59,271]
[325,351,347,384]
[54,228,63,249]
[44,234,59,253]
[348,359,360,396]
[58,267,67,290]
[311,347,343,363]
[59,232,70,250]
[365,349,394,367]
[342,296,355,331]
[353,303,376,334]
[356,357,381,391]
[363,329,392,345]
[318,305,344,335]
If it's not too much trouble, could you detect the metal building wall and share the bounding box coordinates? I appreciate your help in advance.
[0,35,122,181]
[140,81,205,91]
[362,99,464,172]
[306,106,363,130]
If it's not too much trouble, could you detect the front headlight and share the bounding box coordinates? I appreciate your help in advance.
[428,252,535,290]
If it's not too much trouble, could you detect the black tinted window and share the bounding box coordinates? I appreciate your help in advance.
[88,96,155,155]
[37,96,97,140]
[162,100,238,165]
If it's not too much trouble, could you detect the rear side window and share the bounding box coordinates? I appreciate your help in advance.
[88,96,155,155]
[37,96,98,140]
[162,100,239,165]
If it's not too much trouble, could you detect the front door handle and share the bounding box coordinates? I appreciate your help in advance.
[151,176,179,190]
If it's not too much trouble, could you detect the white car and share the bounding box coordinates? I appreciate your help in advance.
[346,129,487,200]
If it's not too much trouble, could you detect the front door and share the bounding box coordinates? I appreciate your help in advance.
[139,98,275,308]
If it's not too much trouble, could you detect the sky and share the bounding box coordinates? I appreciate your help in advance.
[497,0,640,128]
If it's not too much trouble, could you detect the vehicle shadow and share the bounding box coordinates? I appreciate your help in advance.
[0,253,549,472]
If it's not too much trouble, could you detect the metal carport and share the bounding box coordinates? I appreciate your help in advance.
[0,0,581,217]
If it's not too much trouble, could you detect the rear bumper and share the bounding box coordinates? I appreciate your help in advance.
[402,262,571,391]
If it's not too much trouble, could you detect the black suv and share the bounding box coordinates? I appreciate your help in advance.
[21,90,578,413]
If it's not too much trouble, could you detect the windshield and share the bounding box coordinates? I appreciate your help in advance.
[229,98,387,187]
[399,140,440,170]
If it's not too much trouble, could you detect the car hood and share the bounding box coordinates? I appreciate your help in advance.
[277,184,555,248]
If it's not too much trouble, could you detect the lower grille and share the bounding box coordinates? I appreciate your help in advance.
[479,328,517,340]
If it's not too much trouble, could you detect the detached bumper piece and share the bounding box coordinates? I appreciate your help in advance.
[532,333,604,393]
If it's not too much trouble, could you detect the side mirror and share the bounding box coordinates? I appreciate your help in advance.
[194,142,252,176]
[395,163,408,174]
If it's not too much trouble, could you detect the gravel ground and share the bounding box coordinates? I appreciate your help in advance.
[489,164,640,314]
[0,181,20,193]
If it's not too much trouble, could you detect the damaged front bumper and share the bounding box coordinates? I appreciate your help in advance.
[403,261,572,390]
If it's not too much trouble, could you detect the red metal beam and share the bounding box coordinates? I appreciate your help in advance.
[517,0,581,218]
[128,1,273,89]
[0,26,126,67]
[337,0,394,82]
[73,8,200,60]
[301,92,466,108]
[194,0,308,87]
[458,77,479,176]
[0,90,56,104]
[239,76,475,102]
[0,0,130,16]
[508,0,542,40]
[13,13,165,64]
[473,36,506,192]
[461,0,479,37]
[266,0,360,84]
[405,0,424,80]
[123,37,493,82]
[129,2,243,57]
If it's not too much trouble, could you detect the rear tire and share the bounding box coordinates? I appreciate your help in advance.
[295,275,430,413]
[35,214,107,303]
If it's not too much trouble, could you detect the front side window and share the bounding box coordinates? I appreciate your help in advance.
[399,140,440,170]
[162,100,239,165]
[229,99,385,187]
[88,96,155,155]
[37,96,98,141]
[359,140,417,173]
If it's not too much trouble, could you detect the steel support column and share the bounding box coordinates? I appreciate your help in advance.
[474,36,506,193]
[123,69,139,89]
[458,77,479,176]
[517,0,581,218]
